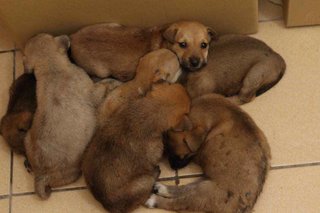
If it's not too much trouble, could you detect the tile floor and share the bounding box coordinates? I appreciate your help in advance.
[0,1,320,212]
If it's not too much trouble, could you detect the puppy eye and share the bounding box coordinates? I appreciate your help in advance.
[18,128,27,133]
[179,42,187,48]
[201,42,208,49]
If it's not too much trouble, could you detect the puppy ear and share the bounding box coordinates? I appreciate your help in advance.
[173,115,193,132]
[163,25,178,43]
[54,35,70,51]
[207,27,218,42]
[23,56,34,73]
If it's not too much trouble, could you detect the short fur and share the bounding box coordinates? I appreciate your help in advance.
[97,48,182,121]
[146,94,271,213]
[82,83,190,213]
[23,34,119,199]
[0,73,37,155]
[181,35,286,104]
[70,21,216,80]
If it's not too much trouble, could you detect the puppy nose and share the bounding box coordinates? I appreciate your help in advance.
[189,57,200,67]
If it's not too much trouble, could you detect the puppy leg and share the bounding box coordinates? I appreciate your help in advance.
[146,180,234,212]
[228,54,285,105]
[153,179,203,198]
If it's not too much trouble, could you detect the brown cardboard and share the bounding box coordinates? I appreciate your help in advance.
[283,0,320,27]
[0,0,258,48]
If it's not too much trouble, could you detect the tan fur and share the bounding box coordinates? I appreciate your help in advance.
[181,35,286,104]
[0,73,36,155]
[70,21,215,80]
[82,83,190,213]
[146,94,271,213]
[23,34,119,199]
[97,49,182,122]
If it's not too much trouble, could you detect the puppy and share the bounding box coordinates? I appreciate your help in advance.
[23,33,117,199]
[98,48,182,120]
[0,73,36,155]
[70,21,216,80]
[146,94,271,213]
[82,83,190,213]
[181,35,286,104]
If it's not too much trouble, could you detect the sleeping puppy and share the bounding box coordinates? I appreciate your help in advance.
[23,33,118,199]
[0,73,36,155]
[82,83,190,213]
[181,34,286,104]
[146,94,271,213]
[98,48,182,121]
[70,21,216,81]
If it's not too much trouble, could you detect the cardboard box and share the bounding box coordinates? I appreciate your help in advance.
[0,0,258,48]
[283,0,320,27]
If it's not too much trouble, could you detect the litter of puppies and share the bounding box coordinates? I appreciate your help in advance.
[0,20,285,213]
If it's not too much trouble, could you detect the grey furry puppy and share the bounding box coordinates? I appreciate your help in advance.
[23,33,119,199]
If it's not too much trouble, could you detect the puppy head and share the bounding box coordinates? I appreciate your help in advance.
[165,119,206,169]
[163,21,217,72]
[0,111,33,154]
[137,49,182,83]
[23,34,70,72]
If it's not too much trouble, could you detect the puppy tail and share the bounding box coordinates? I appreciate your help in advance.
[35,175,52,200]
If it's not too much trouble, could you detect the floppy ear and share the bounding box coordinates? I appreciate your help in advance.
[54,35,70,51]
[173,115,193,132]
[23,56,34,73]
[207,27,218,42]
[163,24,178,43]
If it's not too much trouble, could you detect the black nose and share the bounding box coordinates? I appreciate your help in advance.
[189,57,200,68]
[168,154,193,170]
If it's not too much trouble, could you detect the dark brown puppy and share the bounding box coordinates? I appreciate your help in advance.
[181,35,286,104]
[0,73,36,155]
[70,21,216,80]
[146,94,271,213]
[82,83,190,213]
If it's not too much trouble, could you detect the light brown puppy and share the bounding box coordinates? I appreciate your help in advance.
[98,48,182,121]
[146,94,271,213]
[82,83,190,213]
[70,21,216,80]
[23,33,119,199]
[181,35,286,104]
[0,73,36,155]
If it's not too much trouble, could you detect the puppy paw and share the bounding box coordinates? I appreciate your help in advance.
[145,194,157,208]
[153,182,170,197]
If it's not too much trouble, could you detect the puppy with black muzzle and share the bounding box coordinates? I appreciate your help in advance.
[181,34,286,104]
[0,73,36,155]
[70,21,216,81]
[82,83,190,213]
[23,33,120,199]
[97,48,182,121]
[146,94,271,213]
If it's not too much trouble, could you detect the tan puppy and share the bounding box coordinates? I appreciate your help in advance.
[70,21,216,80]
[82,83,190,213]
[0,73,36,155]
[98,48,182,121]
[181,35,286,104]
[23,33,119,199]
[146,94,271,213]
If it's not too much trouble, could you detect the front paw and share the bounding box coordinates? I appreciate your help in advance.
[145,194,157,208]
[153,182,171,197]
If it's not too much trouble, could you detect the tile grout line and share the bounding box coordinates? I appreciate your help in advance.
[8,49,16,213]
[0,49,20,54]
[271,162,320,170]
